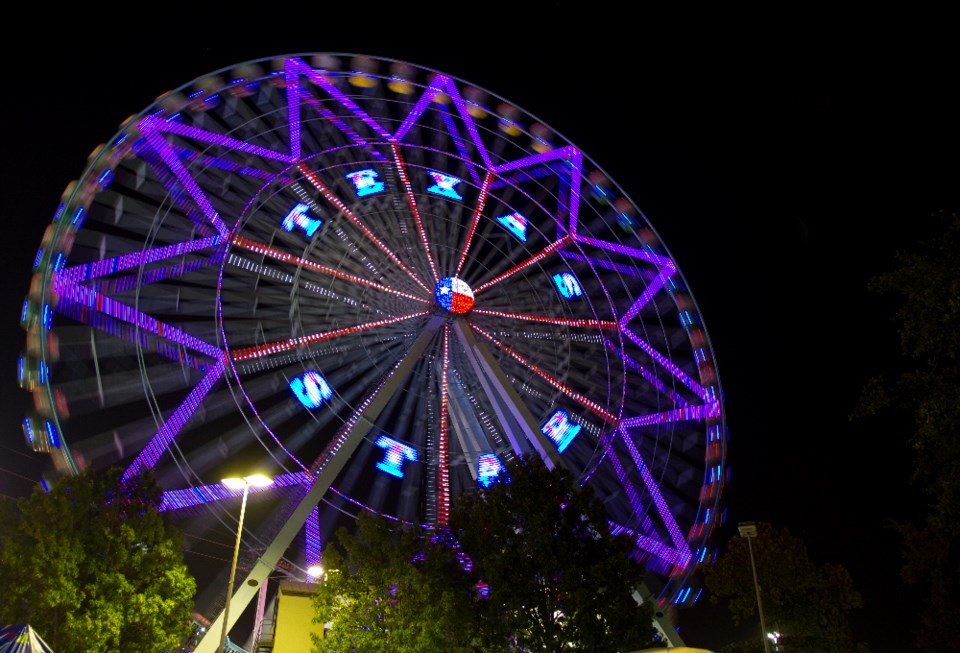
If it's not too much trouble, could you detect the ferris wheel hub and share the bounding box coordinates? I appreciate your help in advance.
[435,276,475,314]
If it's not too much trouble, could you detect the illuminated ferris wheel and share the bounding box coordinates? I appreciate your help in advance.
[19,53,726,646]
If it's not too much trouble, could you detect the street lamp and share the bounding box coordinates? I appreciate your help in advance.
[219,473,274,653]
[738,522,772,653]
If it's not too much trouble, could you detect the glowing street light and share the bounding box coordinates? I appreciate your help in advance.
[218,474,274,653]
[306,564,325,580]
[738,522,772,653]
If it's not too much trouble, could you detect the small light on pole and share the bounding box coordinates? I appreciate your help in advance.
[219,474,274,653]
[738,521,772,653]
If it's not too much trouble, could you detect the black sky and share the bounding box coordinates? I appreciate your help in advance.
[2,12,956,652]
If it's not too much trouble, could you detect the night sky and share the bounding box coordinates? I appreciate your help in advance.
[2,13,956,652]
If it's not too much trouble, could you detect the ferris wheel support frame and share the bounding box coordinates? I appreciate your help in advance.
[194,319,442,653]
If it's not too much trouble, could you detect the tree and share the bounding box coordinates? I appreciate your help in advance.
[449,455,661,652]
[0,467,196,653]
[703,522,863,653]
[855,209,960,647]
[311,511,484,653]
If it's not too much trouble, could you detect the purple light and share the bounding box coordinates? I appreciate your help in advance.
[138,117,231,239]
[393,74,448,143]
[288,58,394,142]
[437,107,482,186]
[305,506,322,576]
[284,59,302,161]
[152,116,295,163]
[290,370,334,409]
[122,357,225,482]
[159,471,310,511]
[619,401,720,429]
[617,426,692,567]
[374,435,417,478]
[52,275,221,358]
[440,76,493,169]
[618,326,708,402]
[59,235,221,284]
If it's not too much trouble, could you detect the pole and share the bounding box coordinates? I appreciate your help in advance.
[745,534,772,653]
[219,482,250,653]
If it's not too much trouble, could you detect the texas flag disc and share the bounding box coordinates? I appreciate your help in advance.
[435,276,475,314]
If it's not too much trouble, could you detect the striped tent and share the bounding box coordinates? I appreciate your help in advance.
[0,625,54,653]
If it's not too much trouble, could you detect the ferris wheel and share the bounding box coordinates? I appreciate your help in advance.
[19,53,726,646]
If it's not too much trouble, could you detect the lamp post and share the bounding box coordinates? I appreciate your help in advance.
[738,522,771,653]
[219,473,274,653]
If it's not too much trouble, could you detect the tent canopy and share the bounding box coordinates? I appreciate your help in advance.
[0,625,54,653]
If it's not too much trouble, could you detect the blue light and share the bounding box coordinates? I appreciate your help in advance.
[374,435,417,478]
[45,421,59,448]
[552,272,582,299]
[477,453,507,487]
[21,300,29,323]
[426,171,463,200]
[281,202,322,237]
[22,418,32,443]
[18,356,24,383]
[33,248,44,268]
[345,169,385,197]
[72,208,84,227]
[290,370,333,409]
[496,212,528,241]
[42,305,52,329]
[541,410,581,453]
[53,253,65,271]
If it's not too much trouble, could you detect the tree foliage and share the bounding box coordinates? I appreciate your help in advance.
[0,467,196,653]
[703,522,862,653]
[450,455,661,652]
[311,511,484,653]
[855,210,960,646]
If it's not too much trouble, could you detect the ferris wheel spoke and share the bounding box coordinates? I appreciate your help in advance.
[471,308,617,331]
[59,235,223,284]
[603,337,688,409]
[230,235,429,304]
[121,354,226,482]
[297,163,432,294]
[160,471,311,512]
[437,324,451,525]
[469,323,616,425]
[603,433,692,568]
[286,58,394,143]
[390,144,439,284]
[52,276,221,360]
[472,235,573,295]
[229,310,431,362]
[285,58,389,163]
[455,171,494,276]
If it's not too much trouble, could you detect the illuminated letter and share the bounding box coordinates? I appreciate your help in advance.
[541,410,581,453]
[477,453,507,487]
[290,370,333,409]
[496,212,528,242]
[281,202,322,237]
[345,169,385,197]
[552,272,582,299]
[426,171,464,200]
[374,435,418,478]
